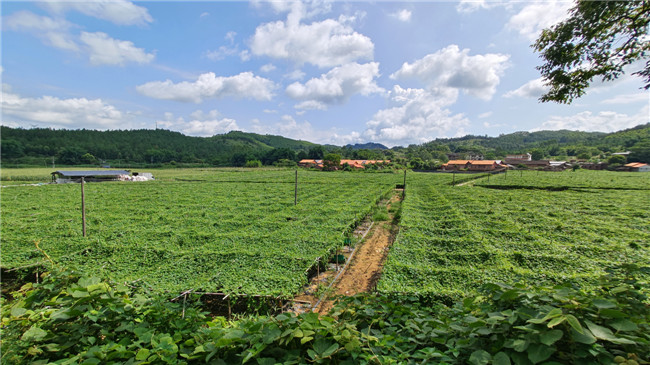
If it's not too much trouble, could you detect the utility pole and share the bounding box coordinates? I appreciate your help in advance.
[81,177,86,237]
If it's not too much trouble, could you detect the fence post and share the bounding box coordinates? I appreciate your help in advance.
[81,177,86,237]
[294,169,298,206]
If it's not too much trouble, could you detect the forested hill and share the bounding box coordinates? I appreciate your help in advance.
[0,127,318,166]
[404,124,650,163]
[2,124,648,166]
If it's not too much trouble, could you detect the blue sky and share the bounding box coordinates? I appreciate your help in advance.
[2,0,648,147]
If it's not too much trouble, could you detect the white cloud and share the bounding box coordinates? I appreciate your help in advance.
[200,12,210,18]
[249,114,361,145]
[391,9,412,22]
[1,88,128,129]
[284,70,306,80]
[478,111,493,119]
[260,63,277,73]
[205,46,240,61]
[391,45,510,100]
[4,11,154,66]
[602,92,649,105]
[156,109,238,137]
[80,32,155,66]
[286,62,384,109]
[456,0,509,13]
[507,1,572,41]
[3,11,78,51]
[363,85,469,147]
[40,0,153,26]
[503,77,549,98]
[136,72,277,103]
[250,3,374,68]
[294,100,328,111]
[533,105,649,133]
[225,31,237,43]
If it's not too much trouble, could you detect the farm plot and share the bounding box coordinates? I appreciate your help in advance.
[378,171,650,300]
[1,170,400,296]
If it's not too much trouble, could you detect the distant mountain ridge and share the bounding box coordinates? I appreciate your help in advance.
[1,123,648,165]
[344,142,388,150]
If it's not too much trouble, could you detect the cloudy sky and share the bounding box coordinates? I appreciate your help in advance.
[2,0,648,147]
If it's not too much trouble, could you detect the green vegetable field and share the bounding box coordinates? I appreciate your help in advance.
[378,170,650,299]
[1,169,400,296]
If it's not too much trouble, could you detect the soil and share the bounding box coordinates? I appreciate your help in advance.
[306,192,401,315]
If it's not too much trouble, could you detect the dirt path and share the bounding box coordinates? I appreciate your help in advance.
[312,192,401,314]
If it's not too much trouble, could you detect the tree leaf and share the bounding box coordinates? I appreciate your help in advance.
[493,351,511,365]
[21,326,48,342]
[539,329,563,346]
[564,315,582,334]
[469,350,491,365]
[135,348,150,361]
[584,320,635,344]
[527,344,554,364]
[546,316,566,328]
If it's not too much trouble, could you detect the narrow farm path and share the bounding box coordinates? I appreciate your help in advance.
[313,192,401,315]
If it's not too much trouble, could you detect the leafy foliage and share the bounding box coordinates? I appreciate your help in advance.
[534,0,650,103]
[2,267,649,364]
[1,170,400,297]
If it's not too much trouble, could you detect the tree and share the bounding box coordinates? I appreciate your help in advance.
[530,149,545,160]
[608,154,627,165]
[534,1,650,103]
[322,153,341,171]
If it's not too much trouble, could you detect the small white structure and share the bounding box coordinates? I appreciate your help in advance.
[51,170,154,183]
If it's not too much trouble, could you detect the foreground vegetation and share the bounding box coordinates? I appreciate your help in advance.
[1,170,399,296]
[378,170,650,300]
[2,266,648,364]
[2,168,649,364]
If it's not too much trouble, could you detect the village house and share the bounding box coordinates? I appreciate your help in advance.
[625,162,650,172]
[505,153,532,164]
[298,159,390,170]
[441,160,505,171]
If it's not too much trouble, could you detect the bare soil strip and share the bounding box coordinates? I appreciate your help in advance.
[292,191,401,315]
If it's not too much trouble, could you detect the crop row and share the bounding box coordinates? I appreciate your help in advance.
[1,170,401,296]
[378,172,650,299]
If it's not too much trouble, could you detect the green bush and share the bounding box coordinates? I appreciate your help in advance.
[2,266,648,364]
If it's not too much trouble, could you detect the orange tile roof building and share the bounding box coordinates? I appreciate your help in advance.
[298,159,391,169]
[441,160,506,171]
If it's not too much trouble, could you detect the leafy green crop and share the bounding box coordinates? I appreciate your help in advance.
[1,170,401,297]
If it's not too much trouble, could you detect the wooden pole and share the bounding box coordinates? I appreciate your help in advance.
[294,169,298,206]
[453,171,456,185]
[81,177,86,237]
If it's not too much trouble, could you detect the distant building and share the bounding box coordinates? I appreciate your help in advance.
[441,160,505,171]
[625,162,650,172]
[505,153,532,164]
[612,151,632,156]
[51,170,153,183]
[298,159,390,170]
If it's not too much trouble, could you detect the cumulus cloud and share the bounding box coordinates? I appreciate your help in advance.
[391,45,510,100]
[503,77,549,98]
[260,63,277,73]
[286,62,384,109]
[391,9,412,22]
[80,32,155,65]
[507,1,572,41]
[456,0,509,13]
[250,114,362,145]
[1,89,128,129]
[250,3,374,68]
[363,85,469,146]
[4,11,155,66]
[40,0,153,26]
[136,72,276,103]
[478,111,493,119]
[533,105,649,133]
[602,92,649,105]
[156,109,239,137]
[3,11,78,51]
